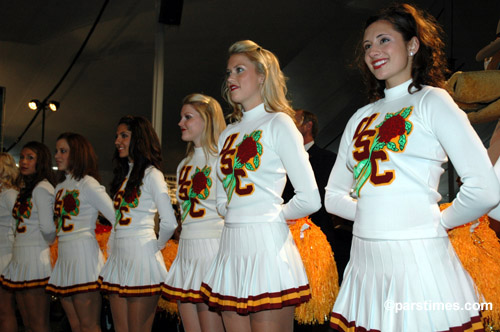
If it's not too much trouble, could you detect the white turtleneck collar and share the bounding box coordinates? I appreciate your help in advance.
[241,103,266,121]
[384,79,414,102]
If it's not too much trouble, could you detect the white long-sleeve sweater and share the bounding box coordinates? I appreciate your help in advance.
[109,166,177,250]
[13,180,55,246]
[177,148,223,239]
[0,188,18,249]
[325,80,500,240]
[216,103,321,224]
[54,175,115,241]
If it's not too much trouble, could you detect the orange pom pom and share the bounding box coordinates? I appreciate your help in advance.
[442,204,500,330]
[289,217,339,324]
[157,240,180,316]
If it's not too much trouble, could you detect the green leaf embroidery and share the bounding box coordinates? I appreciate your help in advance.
[401,106,412,118]
[387,142,398,152]
[354,159,370,179]
[222,173,234,188]
[252,130,262,141]
[254,155,260,168]
[373,142,386,151]
[399,135,407,150]
[354,162,372,197]
[256,142,263,155]
[246,163,255,171]
[234,159,243,169]
[115,209,121,222]
[181,200,191,222]
[405,121,412,135]
[226,176,237,203]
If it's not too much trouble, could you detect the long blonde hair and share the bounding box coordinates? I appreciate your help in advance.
[182,93,226,164]
[223,40,294,122]
[0,152,20,191]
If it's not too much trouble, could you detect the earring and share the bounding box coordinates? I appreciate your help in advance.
[409,51,414,56]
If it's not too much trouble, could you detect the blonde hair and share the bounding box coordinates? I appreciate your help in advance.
[0,152,20,191]
[182,93,226,164]
[223,40,294,122]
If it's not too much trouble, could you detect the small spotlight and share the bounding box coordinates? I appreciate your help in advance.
[48,101,60,112]
[28,99,40,110]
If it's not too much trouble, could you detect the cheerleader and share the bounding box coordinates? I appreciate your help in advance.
[325,4,499,331]
[0,153,20,332]
[46,132,115,332]
[200,40,321,332]
[162,94,226,332]
[0,142,56,332]
[99,116,177,332]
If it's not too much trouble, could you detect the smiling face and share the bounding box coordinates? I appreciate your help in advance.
[178,104,205,147]
[363,20,418,89]
[115,123,132,160]
[19,148,37,176]
[226,53,264,111]
[55,138,70,173]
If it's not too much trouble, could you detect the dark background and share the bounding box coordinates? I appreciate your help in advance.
[0,0,498,199]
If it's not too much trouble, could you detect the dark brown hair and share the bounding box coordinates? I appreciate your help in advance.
[19,141,56,202]
[56,132,100,183]
[356,3,448,102]
[110,115,162,197]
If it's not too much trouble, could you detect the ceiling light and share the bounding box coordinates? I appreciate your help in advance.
[28,99,40,110]
[48,101,60,112]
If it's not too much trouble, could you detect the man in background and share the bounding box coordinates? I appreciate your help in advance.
[284,109,352,282]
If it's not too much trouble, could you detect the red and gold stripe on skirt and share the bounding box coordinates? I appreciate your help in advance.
[46,281,100,297]
[98,277,163,297]
[330,312,381,332]
[330,313,484,332]
[200,283,311,314]
[161,284,204,303]
[0,275,50,290]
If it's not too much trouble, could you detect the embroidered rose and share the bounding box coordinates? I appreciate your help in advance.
[236,136,258,164]
[378,114,406,143]
[63,194,77,213]
[181,166,212,222]
[222,130,263,203]
[192,171,208,194]
[352,106,413,197]
[124,188,138,203]
[115,185,141,228]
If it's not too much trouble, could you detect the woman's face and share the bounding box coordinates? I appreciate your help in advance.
[55,139,70,173]
[226,53,264,111]
[178,104,205,147]
[19,148,37,176]
[115,123,132,160]
[363,20,417,89]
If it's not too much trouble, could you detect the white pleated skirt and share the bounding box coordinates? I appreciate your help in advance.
[98,234,167,297]
[0,246,12,274]
[0,245,51,290]
[47,235,104,296]
[200,222,311,314]
[162,237,219,303]
[330,236,484,332]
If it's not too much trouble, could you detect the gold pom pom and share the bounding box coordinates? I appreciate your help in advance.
[288,217,339,324]
[157,240,180,316]
[442,204,500,330]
